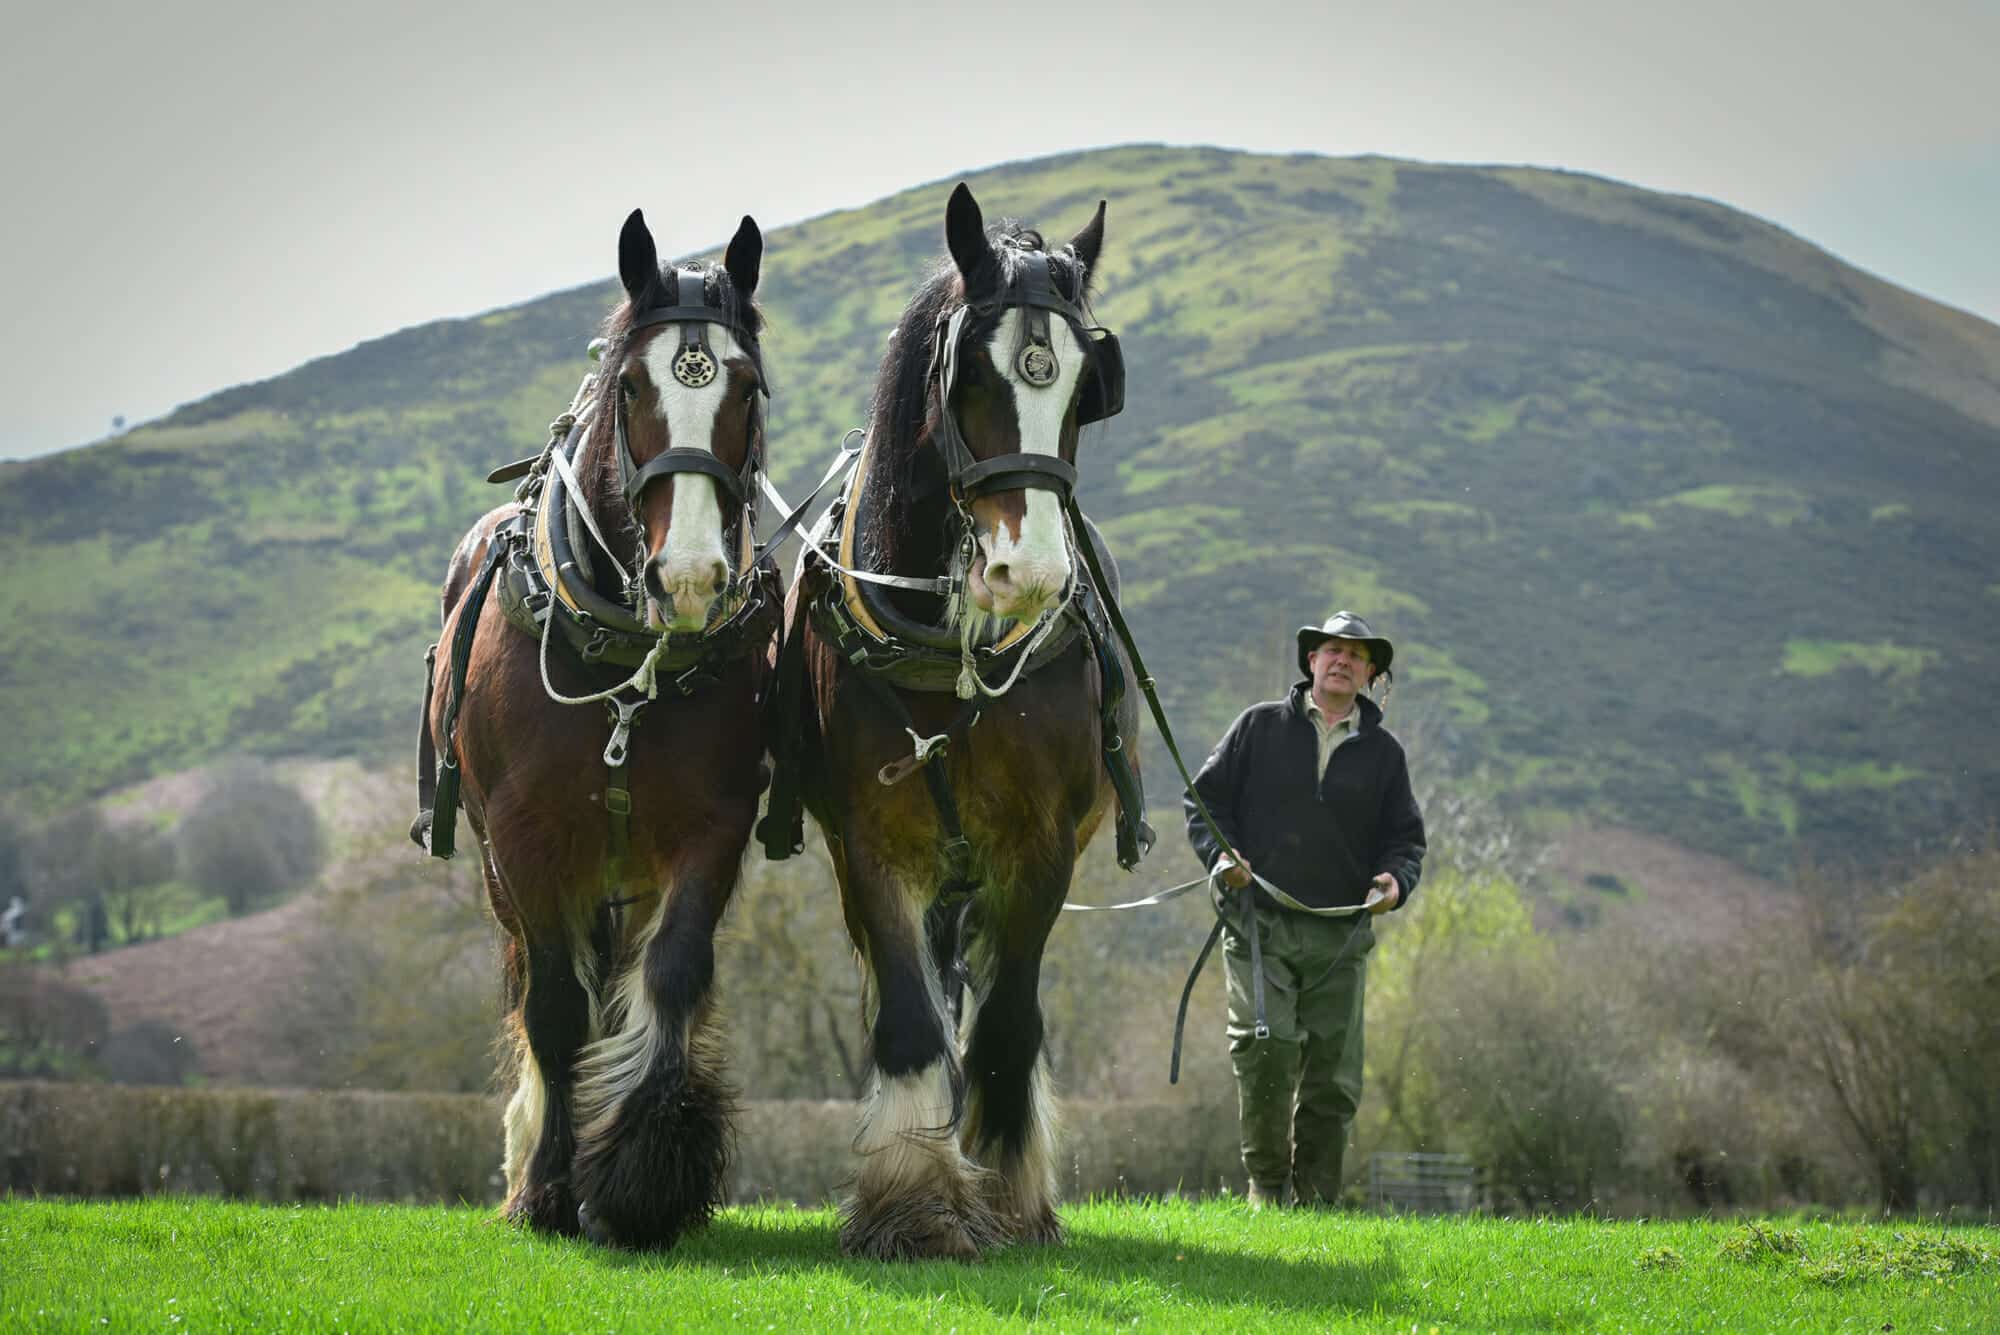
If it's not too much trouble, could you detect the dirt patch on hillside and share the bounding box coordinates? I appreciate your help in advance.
[63,891,330,1086]
[1546,824,1802,946]
[63,760,429,1087]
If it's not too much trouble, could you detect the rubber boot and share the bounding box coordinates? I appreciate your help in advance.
[1231,1036,1301,1206]
[1293,1126,1348,1208]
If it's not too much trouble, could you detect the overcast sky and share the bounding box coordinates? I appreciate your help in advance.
[2,0,1994,460]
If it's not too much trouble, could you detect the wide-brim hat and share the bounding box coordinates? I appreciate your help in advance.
[1296,610,1394,678]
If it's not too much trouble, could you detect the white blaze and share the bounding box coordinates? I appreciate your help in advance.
[979,309,1081,607]
[641,328,743,623]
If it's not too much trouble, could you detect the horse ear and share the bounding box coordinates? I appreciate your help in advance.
[945,183,991,288]
[619,209,660,304]
[1067,199,1107,294]
[724,214,762,298]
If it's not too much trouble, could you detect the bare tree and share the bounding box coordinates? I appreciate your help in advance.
[257,855,498,1093]
[177,761,325,915]
[1428,950,1635,1212]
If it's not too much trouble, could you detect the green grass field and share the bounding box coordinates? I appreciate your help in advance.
[4,1198,1995,1332]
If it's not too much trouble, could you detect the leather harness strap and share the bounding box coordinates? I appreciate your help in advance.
[413,535,510,859]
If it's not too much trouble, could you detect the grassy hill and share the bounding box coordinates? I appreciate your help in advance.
[4,145,1997,872]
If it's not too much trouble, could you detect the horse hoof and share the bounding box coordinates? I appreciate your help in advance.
[839,1203,986,1262]
[1012,1207,1066,1247]
[577,1201,618,1248]
[504,1182,582,1237]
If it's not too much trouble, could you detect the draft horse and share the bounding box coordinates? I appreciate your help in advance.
[416,208,776,1249]
[765,183,1146,1259]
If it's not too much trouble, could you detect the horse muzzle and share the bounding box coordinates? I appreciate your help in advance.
[645,555,728,631]
[969,548,1066,624]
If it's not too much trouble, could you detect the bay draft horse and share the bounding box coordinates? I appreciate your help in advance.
[786,184,1139,1259]
[424,209,771,1249]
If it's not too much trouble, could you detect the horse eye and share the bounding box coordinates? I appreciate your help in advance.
[620,376,637,401]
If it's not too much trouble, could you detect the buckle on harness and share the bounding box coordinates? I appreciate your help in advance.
[672,663,714,696]
[604,697,645,768]
[878,727,949,786]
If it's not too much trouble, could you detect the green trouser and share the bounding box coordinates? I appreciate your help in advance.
[1224,902,1374,1206]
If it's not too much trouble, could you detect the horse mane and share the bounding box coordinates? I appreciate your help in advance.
[859,221,1096,575]
[574,262,766,584]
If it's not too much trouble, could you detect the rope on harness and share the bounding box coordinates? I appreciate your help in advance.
[956,602,1062,701]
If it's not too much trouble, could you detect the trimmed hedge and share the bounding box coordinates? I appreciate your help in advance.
[1,1082,1238,1204]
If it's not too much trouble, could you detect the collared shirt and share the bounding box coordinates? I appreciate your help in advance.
[1303,695,1357,783]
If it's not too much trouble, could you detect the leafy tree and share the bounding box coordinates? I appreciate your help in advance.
[177,761,325,915]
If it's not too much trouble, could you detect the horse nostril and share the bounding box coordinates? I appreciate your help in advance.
[708,561,728,596]
[645,563,668,606]
[985,561,1012,592]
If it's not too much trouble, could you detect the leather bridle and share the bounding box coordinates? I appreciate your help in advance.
[611,266,769,527]
[927,250,1124,504]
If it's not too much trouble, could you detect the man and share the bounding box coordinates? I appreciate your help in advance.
[1185,611,1426,1209]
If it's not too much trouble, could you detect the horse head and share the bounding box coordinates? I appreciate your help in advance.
[602,208,766,632]
[933,184,1115,625]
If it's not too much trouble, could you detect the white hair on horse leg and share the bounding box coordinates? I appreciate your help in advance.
[955,1016,1062,1238]
[856,1065,956,1157]
[501,1050,546,1200]
[1007,1056,1062,1230]
[571,895,674,1145]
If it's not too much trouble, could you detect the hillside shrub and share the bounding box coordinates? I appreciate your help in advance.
[0,1081,1239,1204]
[98,1020,200,1087]
[0,962,109,1079]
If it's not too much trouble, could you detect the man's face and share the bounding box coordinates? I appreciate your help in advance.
[1309,638,1376,697]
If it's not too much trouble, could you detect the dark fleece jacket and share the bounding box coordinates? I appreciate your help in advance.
[1185,683,1426,912]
